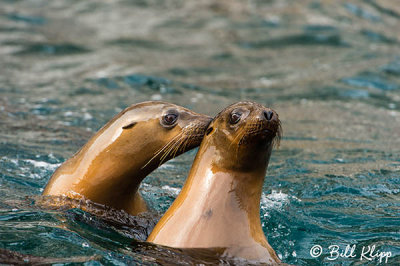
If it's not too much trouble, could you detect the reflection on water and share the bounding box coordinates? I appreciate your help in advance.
[0,0,399,264]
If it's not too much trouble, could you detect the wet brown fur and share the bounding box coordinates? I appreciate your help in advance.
[42,101,212,216]
[148,101,283,264]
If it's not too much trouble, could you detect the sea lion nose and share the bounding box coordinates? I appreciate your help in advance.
[263,110,274,121]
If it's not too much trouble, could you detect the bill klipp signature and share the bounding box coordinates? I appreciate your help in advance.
[310,244,392,263]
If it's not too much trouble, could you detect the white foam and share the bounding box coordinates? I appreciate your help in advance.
[158,163,175,170]
[25,159,60,170]
[161,185,181,196]
[1,157,60,179]
[261,190,298,210]
[64,111,74,117]
[0,157,19,166]
[83,112,93,120]
[24,160,60,179]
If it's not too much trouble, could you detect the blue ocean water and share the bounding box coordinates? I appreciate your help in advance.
[0,0,399,265]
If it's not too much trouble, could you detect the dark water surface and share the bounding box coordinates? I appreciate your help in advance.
[1,0,399,265]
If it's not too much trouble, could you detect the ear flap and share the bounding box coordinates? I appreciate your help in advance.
[122,122,137,129]
[205,126,213,136]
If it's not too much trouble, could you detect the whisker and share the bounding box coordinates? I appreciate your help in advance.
[273,121,283,148]
[160,130,190,164]
[141,132,184,169]
[170,135,186,160]
[230,126,246,149]
[236,123,251,157]
[180,134,191,153]
[160,136,182,162]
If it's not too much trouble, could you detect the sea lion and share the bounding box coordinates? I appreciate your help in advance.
[147,101,282,264]
[42,101,212,216]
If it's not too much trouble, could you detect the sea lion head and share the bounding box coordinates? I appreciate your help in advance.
[202,101,281,171]
[41,101,212,215]
[118,101,213,169]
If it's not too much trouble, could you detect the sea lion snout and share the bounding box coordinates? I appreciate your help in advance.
[181,114,212,141]
[255,108,278,123]
[196,115,213,129]
[244,107,280,143]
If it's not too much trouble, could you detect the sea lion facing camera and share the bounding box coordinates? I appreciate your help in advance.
[148,102,282,264]
[42,101,212,215]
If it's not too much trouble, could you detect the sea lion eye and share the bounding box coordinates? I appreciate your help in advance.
[229,112,242,124]
[163,113,178,125]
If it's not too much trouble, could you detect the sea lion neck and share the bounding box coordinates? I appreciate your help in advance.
[43,117,171,212]
[147,139,278,263]
[195,140,271,219]
[174,137,273,220]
